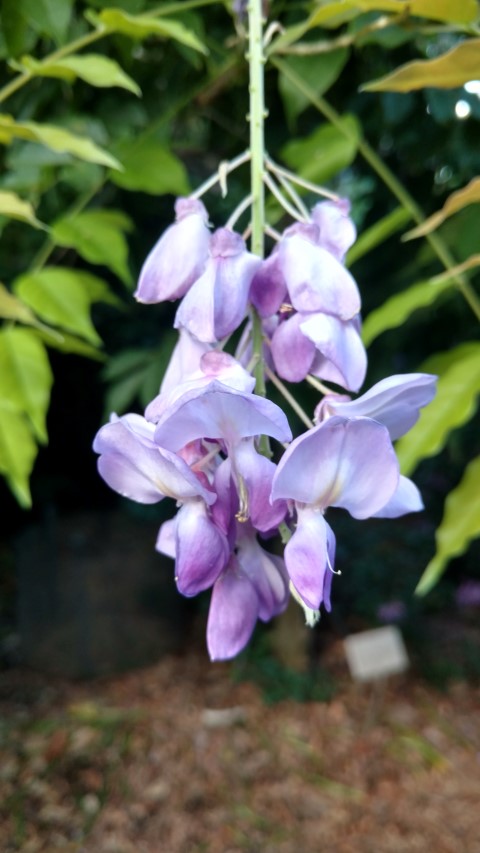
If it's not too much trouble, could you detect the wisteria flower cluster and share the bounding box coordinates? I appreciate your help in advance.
[93,183,436,661]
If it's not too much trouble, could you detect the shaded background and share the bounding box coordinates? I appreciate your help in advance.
[0,1,479,849]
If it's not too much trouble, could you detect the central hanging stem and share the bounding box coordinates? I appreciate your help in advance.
[248,0,266,260]
[247,0,268,411]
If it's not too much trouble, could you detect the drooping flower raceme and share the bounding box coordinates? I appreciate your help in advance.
[94,189,436,661]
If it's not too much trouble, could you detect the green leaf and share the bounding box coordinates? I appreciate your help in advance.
[362,256,480,346]
[0,189,46,229]
[96,8,208,54]
[279,50,349,125]
[396,345,480,476]
[269,0,477,53]
[0,327,53,443]
[0,402,37,507]
[281,115,360,185]
[404,177,480,239]
[51,209,133,285]
[1,0,34,57]
[32,329,106,360]
[346,206,411,266]
[19,54,141,96]
[110,138,190,195]
[421,341,480,376]
[416,455,480,595]
[0,114,121,170]
[362,38,480,92]
[19,0,74,45]
[0,282,40,325]
[14,267,117,345]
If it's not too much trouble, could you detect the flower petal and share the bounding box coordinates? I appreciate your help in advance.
[93,415,216,505]
[301,313,367,392]
[270,313,316,383]
[311,198,356,262]
[373,475,424,518]
[152,381,292,450]
[320,373,437,440]
[249,252,288,318]
[207,559,259,661]
[284,507,329,610]
[272,416,399,519]
[232,439,287,532]
[236,532,289,621]
[174,501,230,596]
[135,197,210,303]
[279,233,361,320]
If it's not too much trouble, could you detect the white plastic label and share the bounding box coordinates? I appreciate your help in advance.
[344,625,409,682]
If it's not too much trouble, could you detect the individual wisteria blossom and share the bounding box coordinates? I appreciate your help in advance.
[249,200,367,390]
[94,182,436,661]
[271,415,424,618]
[315,372,437,439]
[134,197,210,304]
[175,228,261,343]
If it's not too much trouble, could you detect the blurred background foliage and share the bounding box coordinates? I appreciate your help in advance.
[0,0,479,675]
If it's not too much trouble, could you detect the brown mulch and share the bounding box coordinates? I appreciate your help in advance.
[1,642,480,853]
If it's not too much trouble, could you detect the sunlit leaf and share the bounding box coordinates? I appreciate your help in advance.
[0,190,46,229]
[362,39,480,92]
[362,256,480,346]
[32,329,106,360]
[0,326,53,443]
[0,282,39,324]
[396,345,480,476]
[404,178,480,239]
[269,0,478,53]
[19,54,141,96]
[421,341,480,376]
[0,402,37,507]
[110,139,190,195]
[95,9,208,54]
[51,209,133,285]
[14,267,118,345]
[281,115,360,184]
[0,114,121,170]
[416,455,480,595]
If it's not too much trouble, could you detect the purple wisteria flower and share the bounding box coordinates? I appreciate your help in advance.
[135,197,210,303]
[271,416,419,612]
[315,372,437,439]
[250,200,366,390]
[175,228,261,343]
[93,413,215,505]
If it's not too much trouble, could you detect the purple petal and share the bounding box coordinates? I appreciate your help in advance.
[270,313,316,382]
[207,559,259,661]
[236,532,289,621]
[211,459,238,546]
[249,252,288,318]
[272,416,399,519]
[174,501,230,596]
[175,228,260,342]
[160,330,211,397]
[232,439,287,532]
[284,507,329,610]
[93,415,216,505]
[279,233,361,320]
[301,313,367,392]
[152,381,292,451]
[321,373,437,440]
[311,198,356,262]
[155,517,177,558]
[135,198,210,303]
[373,475,424,518]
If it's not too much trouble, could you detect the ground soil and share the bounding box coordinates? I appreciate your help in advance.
[1,639,479,853]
